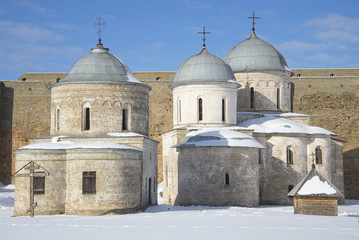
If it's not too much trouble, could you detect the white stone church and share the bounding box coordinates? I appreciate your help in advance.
[162,29,344,207]
[13,24,344,215]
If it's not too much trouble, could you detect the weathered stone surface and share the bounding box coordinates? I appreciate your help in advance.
[291,69,359,199]
[1,69,358,199]
[51,82,150,136]
[175,146,260,207]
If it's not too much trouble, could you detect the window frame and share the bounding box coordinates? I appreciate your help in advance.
[82,171,96,194]
[222,98,226,122]
[225,173,230,186]
[84,107,90,131]
[287,146,294,165]
[198,98,203,121]
[315,147,323,164]
[250,87,254,109]
[33,174,45,195]
[122,108,128,131]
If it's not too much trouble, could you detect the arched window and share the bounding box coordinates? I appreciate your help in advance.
[277,88,280,110]
[315,147,322,164]
[250,87,254,109]
[225,173,230,186]
[222,98,226,122]
[198,98,203,121]
[56,108,60,131]
[288,185,294,193]
[178,99,182,123]
[122,108,128,131]
[84,107,90,130]
[287,146,293,165]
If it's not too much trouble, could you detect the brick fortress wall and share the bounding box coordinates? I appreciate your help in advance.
[0,69,358,199]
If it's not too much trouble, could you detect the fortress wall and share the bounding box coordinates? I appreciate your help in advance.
[0,78,56,183]
[291,69,359,199]
[0,69,358,199]
[134,72,174,183]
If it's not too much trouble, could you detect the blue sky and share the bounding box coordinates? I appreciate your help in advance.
[0,0,358,80]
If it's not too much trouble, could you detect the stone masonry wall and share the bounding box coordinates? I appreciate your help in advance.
[291,69,359,199]
[1,69,358,199]
[0,78,57,184]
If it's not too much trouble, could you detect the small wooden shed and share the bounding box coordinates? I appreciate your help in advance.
[288,165,344,216]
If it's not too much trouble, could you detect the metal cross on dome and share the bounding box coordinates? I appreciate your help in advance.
[198,26,211,48]
[248,11,260,32]
[94,16,106,40]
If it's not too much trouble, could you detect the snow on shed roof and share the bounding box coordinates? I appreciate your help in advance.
[238,116,334,135]
[174,127,264,148]
[288,166,343,198]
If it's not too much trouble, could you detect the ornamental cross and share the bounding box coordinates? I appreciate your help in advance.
[248,11,260,32]
[198,26,211,48]
[311,152,316,169]
[93,16,106,40]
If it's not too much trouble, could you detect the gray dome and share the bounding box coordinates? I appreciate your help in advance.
[60,40,140,84]
[172,48,236,87]
[225,32,292,74]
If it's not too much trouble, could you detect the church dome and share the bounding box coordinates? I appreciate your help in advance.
[225,31,292,74]
[60,40,140,84]
[171,48,236,87]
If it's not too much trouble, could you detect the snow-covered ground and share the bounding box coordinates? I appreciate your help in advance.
[1,182,358,240]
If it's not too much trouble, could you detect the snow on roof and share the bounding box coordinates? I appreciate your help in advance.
[237,111,264,115]
[176,127,264,148]
[297,176,336,195]
[264,112,310,117]
[19,141,141,151]
[238,116,334,135]
[107,132,144,137]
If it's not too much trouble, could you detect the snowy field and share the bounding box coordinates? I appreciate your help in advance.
[1,183,358,240]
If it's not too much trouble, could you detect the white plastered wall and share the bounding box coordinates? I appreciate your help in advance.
[173,83,238,127]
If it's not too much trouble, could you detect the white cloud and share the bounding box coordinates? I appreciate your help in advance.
[0,42,85,73]
[278,41,326,52]
[304,13,359,32]
[13,0,56,17]
[303,13,359,44]
[314,30,359,43]
[0,21,65,42]
[278,40,348,53]
[306,53,334,61]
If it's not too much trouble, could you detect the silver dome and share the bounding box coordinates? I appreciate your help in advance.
[225,32,293,74]
[172,48,236,87]
[60,40,140,83]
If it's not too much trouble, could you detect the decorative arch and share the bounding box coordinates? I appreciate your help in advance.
[238,81,246,89]
[268,80,276,88]
[113,101,122,108]
[69,100,80,108]
[92,100,101,107]
[248,81,256,88]
[102,100,112,107]
[258,80,267,87]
